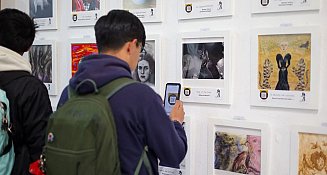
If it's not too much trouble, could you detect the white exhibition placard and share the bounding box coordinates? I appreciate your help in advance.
[207,118,270,175]
[29,0,58,30]
[178,0,233,20]
[69,0,105,26]
[290,125,327,175]
[250,26,320,110]
[122,0,162,23]
[178,31,231,105]
[251,0,320,14]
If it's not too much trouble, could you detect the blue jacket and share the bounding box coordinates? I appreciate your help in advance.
[58,54,187,175]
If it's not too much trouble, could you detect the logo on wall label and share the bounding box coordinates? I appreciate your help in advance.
[184,88,191,96]
[261,0,269,6]
[260,90,268,100]
[185,4,192,13]
[72,14,78,21]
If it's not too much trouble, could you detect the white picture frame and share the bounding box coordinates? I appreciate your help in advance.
[290,125,327,175]
[178,0,233,20]
[29,40,57,95]
[29,0,58,30]
[158,116,192,175]
[69,37,97,77]
[122,0,162,23]
[251,0,320,14]
[178,31,231,105]
[69,0,105,27]
[250,26,320,110]
[132,34,161,94]
[179,116,192,175]
[207,118,270,175]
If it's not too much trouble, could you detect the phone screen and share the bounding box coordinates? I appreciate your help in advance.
[164,83,181,115]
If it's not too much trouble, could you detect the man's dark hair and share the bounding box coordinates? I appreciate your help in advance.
[0,8,36,54]
[94,10,146,53]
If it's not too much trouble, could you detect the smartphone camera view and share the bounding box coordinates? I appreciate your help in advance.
[164,83,181,115]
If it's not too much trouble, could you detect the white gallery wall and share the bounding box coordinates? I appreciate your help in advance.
[2,0,327,174]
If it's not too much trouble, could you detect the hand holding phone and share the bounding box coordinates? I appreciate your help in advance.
[164,83,181,115]
[169,100,185,125]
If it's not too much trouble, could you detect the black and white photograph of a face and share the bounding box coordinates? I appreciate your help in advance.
[182,42,224,79]
[132,41,155,87]
[123,0,156,9]
[29,45,53,83]
[29,0,53,18]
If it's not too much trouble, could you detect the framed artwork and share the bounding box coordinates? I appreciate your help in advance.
[70,38,98,77]
[70,0,105,26]
[122,0,162,23]
[131,34,161,93]
[207,118,270,175]
[29,40,57,95]
[178,0,233,20]
[178,31,231,104]
[251,0,320,14]
[158,116,192,175]
[290,126,327,175]
[179,116,192,175]
[250,27,320,109]
[29,0,57,30]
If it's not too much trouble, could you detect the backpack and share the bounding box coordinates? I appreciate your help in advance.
[0,89,15,175]
[42,77,153,175]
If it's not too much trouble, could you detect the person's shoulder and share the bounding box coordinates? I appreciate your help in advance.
[116,81,160,102]
[16,76,48,93]
[126,82,157,96]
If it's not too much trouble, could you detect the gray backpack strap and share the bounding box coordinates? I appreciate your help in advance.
[100,78,153,175]
[99,77,137,99]
[134,146,153,175]
[68,79,99,99]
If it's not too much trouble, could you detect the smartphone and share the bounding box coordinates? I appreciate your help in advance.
[164,83,181,115]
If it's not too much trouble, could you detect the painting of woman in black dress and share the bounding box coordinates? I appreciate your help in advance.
[275,42,291,90]
[258,34,311,91]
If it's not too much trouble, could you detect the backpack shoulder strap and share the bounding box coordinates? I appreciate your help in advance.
[134,146,153,175]
[100,78,153,174]
[99,77,137,99]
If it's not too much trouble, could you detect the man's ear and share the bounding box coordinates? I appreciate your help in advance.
[126,42,131,53]
[133,39,139,46]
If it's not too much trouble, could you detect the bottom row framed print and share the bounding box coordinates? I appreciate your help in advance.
[290,126,327,175]
[207,118,269,175]
[179,116,191,175]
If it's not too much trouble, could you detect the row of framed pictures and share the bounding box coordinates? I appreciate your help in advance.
[29,0,321,30]
[184,117,327,175]
[27,26,321,110]
[27,35,161,96]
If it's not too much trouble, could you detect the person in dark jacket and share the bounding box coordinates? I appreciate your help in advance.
[58,10,187,175]
[0,9,53,175]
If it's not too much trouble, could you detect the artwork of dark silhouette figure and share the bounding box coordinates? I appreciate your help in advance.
[299,41,309,49]
[198,48,213,79]
[275,53,291,90]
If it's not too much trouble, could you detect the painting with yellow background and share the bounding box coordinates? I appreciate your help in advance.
[258,34,311,91]
[298,133,327,175]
